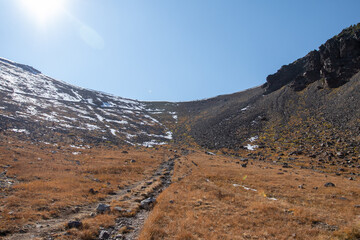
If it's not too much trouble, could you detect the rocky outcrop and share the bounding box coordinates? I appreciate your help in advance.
[265,23,360,93]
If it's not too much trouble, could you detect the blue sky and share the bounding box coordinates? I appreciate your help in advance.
[0,0,359,101]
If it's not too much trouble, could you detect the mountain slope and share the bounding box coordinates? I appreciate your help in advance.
[0,57,177,147]
[1,24,360,156]
[178,23,360,159]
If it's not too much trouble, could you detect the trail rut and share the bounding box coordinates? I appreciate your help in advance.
[4,154,179,240]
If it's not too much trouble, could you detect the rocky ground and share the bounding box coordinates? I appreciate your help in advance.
[4,154,178,240]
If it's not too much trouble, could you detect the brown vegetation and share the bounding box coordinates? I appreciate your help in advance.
[139,151,360,239]
[0,134,166,236]
[1,133,359,239]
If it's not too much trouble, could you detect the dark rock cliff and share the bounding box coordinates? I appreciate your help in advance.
[176,24,360,152]
[265,23,360,93]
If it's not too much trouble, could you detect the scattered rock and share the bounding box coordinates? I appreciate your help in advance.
[0,230,10,236]
[205,151,215,156]
[73,207,80,213]
[289,150,302,156]
[89,188,98,195]
[97,203,111,214]
[282,163,292,168]
[324,182,335,187]
[312,221,338,231]
[140,197,156,210]
[67,220,83,229]
[114,207,125,213]
[99,230,110,239]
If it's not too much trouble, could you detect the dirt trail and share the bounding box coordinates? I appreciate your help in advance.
[107,157,175,240]
[4,154,178,240]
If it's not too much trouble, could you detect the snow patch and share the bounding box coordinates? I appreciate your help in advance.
[59,123,75,129]
[249,136,258,142]
[241,106,249,111]
[124,133,136,139]
[141,140,167,148]
[70,145,86,149]
[244,144,258,151]
[86,98,94,105]
[110,129,117,136]
[26,106,37,115]
[95,113,104,122]
[107,119,128,124]
[85,123,100,130]
[40,113,60,122]
[165,131,173,140]
[11,129,30,134]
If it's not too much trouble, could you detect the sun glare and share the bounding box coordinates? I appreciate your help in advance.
[20,0,66,24]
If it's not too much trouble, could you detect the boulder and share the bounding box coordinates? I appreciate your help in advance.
[140,197,156,210]
[96,203,110,214]
[67,220,83,229]
[324,182,335,187]
[99,230,110,239]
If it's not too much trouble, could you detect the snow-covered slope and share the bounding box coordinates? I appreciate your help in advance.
[0,57,177,146]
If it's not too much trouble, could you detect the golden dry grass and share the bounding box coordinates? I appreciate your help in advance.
[1,133,359,239]
[0,135,166,235]
[139,151,360,240]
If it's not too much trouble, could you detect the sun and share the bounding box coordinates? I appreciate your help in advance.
[20,0,66,24]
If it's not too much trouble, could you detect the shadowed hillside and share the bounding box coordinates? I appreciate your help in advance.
[177,23,360,160]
